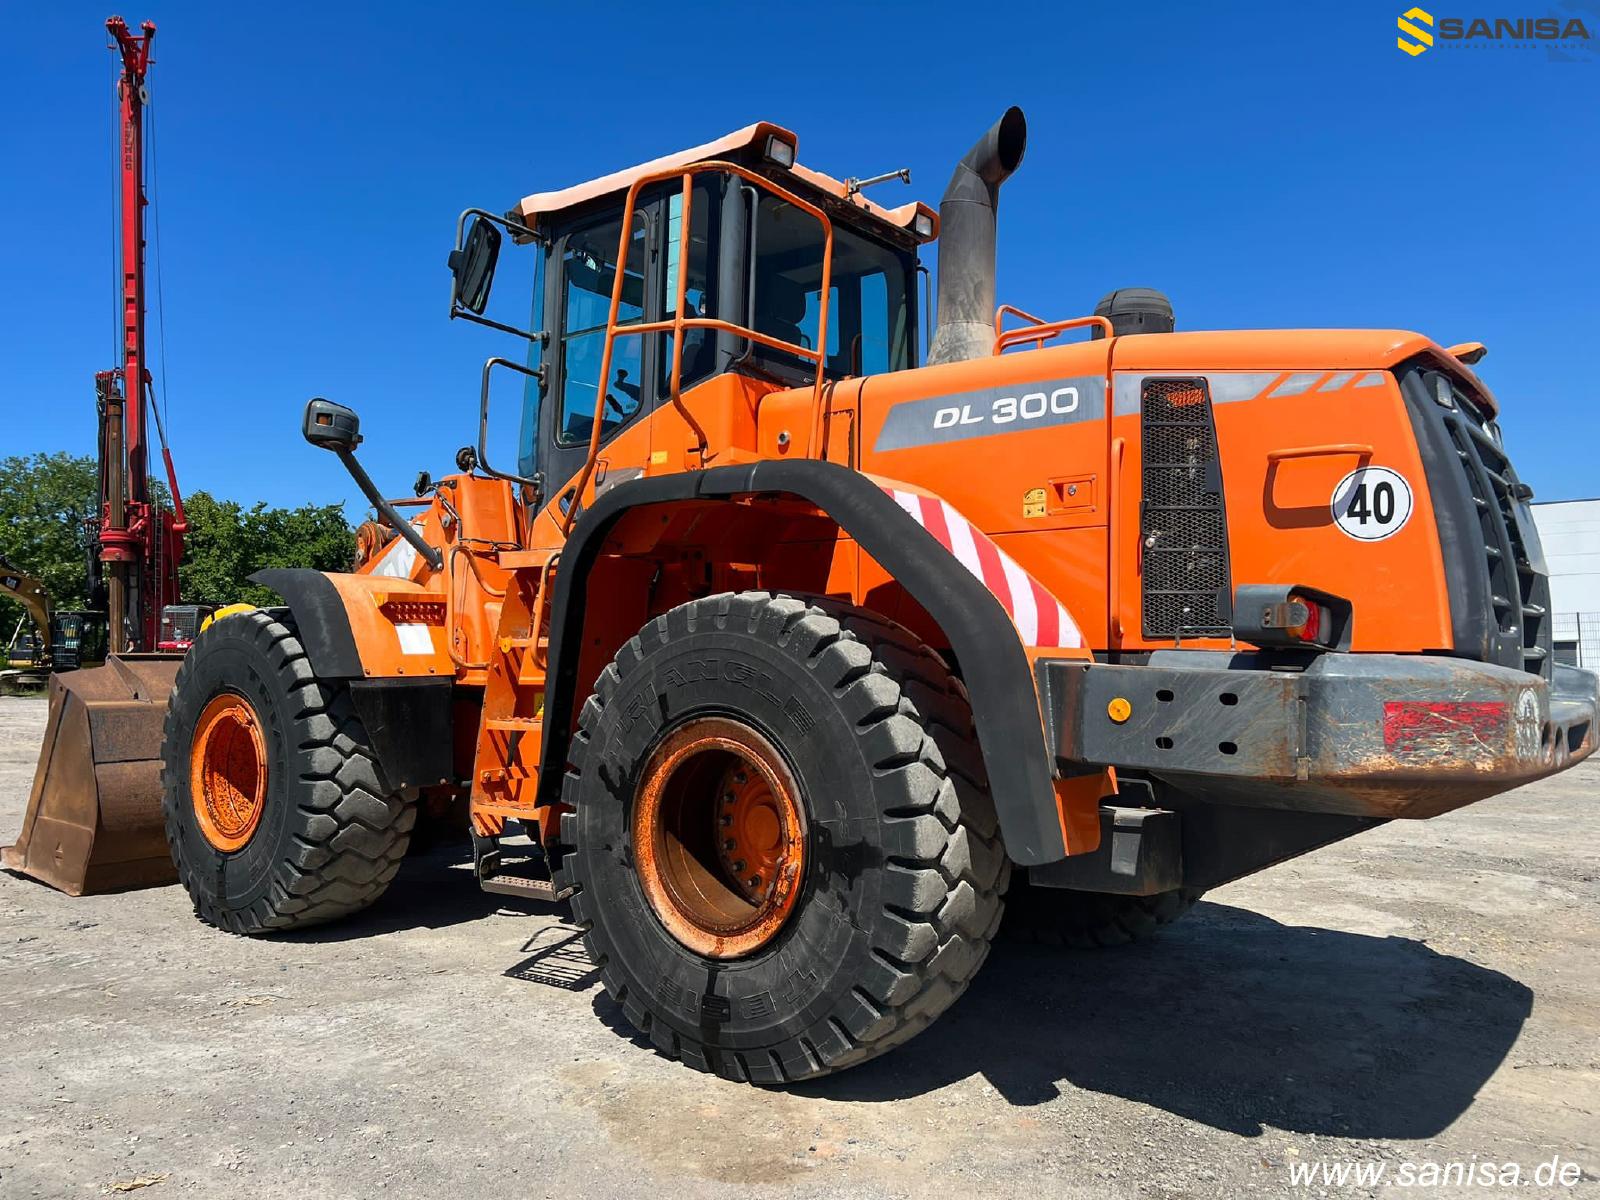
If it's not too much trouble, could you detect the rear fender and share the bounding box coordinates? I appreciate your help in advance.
[537,460,1098,866]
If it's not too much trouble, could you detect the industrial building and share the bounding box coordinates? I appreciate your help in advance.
[1533,498,1600,668]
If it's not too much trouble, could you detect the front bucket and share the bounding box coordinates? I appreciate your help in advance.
[2,654,182,895]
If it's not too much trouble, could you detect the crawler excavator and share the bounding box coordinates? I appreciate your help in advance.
[0,554,103,689]
[10,96,1596,1080]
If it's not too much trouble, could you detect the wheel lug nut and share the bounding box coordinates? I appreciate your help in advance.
[723,839,736,851]
[719,814,732,826]
[722,793,735,805]
[748,875,761,888]
[732,771,747,785]
[732,860,746,872]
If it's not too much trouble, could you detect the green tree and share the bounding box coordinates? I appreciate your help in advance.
[177,491,252,606]
[0,453,99,641]
[180,492,355,606]
[0,453,355,640]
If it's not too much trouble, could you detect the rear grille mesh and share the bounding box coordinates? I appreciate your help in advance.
[1443,402,1553,678]
[1140,378,1233,639]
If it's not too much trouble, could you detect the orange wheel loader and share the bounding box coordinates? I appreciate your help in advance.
[15,105,1599,1083]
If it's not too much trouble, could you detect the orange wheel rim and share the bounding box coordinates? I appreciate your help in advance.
[189,693,268,853]
[633,717,807,959]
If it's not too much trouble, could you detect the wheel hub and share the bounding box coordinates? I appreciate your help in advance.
[633,717,806,959]
[189,693,267,853]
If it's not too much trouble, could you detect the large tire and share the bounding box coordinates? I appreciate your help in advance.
[1003,880,1205,948]
[160,610,415,934]
[554,592,1009,1083]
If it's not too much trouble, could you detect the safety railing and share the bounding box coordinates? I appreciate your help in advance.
[993,305,1114,355]
[560,160,835,534]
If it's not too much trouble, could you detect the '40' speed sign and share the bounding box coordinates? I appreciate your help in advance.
[1331,466,1413,541]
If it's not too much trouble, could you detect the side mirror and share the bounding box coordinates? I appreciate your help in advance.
[300,397,443,573]
[303,398,362,453]
[448,215,502,315]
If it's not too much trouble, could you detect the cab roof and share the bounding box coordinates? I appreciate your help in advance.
[513,122,937,242]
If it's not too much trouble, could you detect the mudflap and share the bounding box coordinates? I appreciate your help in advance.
[1,654,182,895]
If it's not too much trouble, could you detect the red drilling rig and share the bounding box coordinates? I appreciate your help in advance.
[2,15,193,895]
[96,15,187,655]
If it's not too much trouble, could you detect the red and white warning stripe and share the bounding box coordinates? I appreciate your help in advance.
[880,485,1081,649]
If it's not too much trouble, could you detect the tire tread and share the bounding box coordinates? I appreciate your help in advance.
[161,610,414,935]
[555,591,1009,1082]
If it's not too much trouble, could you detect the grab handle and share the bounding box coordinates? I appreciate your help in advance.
[1266,443,1373,464]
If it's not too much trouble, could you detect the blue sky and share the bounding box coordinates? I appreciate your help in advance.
[2,0,1596,520]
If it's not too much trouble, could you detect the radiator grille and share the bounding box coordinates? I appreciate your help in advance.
[1441,390,1552,678]
[1140,378,1233,639]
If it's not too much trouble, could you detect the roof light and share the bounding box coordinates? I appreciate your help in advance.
[912,211,934,239]
[764,135,795,168]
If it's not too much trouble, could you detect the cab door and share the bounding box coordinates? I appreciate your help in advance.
[537,203,657,516]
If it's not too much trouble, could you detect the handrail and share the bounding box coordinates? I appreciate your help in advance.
[993,308,1115,355]
[478,356,542,489]
[1265,443,1373,463]
[994,303,1049,343]
[445,543,505,672]
[559,159,834,536]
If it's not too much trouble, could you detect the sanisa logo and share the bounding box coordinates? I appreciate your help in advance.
[1397,7,1594,55]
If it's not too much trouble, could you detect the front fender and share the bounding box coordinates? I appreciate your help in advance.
[248,568,456,790]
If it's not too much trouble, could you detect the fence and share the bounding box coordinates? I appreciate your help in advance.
[1552,613,1600,669]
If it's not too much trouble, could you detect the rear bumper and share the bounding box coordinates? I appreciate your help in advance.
[1040,652,1597,819]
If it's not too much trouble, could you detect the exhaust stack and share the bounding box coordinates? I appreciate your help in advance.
[927,106,1028,366]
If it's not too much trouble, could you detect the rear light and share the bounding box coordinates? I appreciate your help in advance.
[912,211,935,239]
[1284,595,1321,643]
[1230,584,1352,651]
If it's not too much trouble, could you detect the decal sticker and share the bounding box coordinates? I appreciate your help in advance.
[880,484,1082,648]
[1331,467,1413,541]
[1112,372,1387,417]
[874,375,1104,452]
[1112,372,1279,415]
[371,518,425,579]
[596,465,643,497]
[1023,487,1047,519]
[1514,688,1543,762]
[394,623,433,655]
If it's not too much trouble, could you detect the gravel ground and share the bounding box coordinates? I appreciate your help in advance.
[1,693,1596,1199]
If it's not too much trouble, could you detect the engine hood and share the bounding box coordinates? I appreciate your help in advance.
[1108,328,1495,414]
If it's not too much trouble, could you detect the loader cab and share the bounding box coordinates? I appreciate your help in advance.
[507,138,931,484]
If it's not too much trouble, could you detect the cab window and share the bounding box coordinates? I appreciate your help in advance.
[748,195,913,379]
[557,212,646,446]
[658,179,720,396]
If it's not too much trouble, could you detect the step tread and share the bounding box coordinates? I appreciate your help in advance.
[485,716,542,731]
[480,873,572,902]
